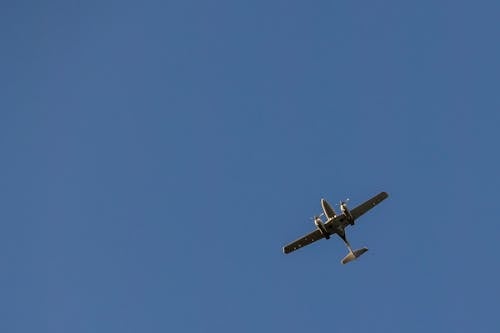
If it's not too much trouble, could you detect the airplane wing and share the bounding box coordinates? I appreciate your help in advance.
[350,191,389,220]
[283,229,324,254]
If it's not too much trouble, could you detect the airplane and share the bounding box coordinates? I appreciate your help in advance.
[283,191,389,264]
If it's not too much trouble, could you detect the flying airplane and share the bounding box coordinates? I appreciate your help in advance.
[283,191,389,264]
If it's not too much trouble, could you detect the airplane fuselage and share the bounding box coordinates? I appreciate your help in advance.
[321,198,337,219]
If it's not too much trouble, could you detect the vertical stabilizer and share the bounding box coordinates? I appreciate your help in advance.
[341,247,368,264]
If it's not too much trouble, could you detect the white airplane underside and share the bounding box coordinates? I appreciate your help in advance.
[283,191,389,264]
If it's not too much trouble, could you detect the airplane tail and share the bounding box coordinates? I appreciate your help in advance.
[341,247,368,264]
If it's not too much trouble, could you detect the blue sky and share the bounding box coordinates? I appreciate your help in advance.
[2,1,500,332]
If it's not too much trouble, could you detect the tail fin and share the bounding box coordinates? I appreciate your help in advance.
[341,247,368,264]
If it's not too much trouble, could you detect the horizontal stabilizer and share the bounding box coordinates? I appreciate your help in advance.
[341,247,368,264]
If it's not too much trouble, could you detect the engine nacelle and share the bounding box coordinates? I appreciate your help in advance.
[314,217,330,239]
[340,202,354,225]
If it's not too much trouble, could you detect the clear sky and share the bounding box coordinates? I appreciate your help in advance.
[2,1,500,332]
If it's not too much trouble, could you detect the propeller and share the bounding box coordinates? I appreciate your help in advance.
[309,212,325,221]
[338,198,350,207]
